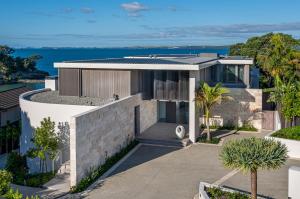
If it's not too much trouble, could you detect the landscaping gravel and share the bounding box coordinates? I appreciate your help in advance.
[28,91,114,106]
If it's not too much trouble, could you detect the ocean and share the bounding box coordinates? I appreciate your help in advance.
[13,47,229,76]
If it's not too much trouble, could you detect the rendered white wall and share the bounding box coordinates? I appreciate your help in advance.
[289,166,300,199]
[265,133,300,159]
[45,79,58,91]
[20,89,97,173]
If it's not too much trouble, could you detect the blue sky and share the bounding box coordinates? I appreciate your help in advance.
[1,0,300,47]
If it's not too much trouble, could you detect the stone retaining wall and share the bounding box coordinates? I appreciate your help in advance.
[201,88,262,130]
[70,94,157,186]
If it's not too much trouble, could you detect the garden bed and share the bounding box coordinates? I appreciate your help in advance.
[14,172,55,187]
[271,126,300,141]
[199,182,266,199]
[266,127,300,159]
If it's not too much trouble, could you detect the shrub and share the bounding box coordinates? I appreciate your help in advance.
[25,196,40,199]
[25,172,55,187]
[238,121,257,131]
[0,170,13,195]
[5,152,28,184]
[272,126,300,141]
[206,187,250,199]
[4,188,23,199]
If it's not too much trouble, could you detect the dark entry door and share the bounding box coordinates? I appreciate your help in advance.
[166,102,176,123]
[134,106,140,136]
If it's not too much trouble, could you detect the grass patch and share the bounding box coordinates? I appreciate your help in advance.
[206,187,250,199]
[197,136,221,144]
[272,126,300,141]
[70,140,139,193]
[14,172,55,187]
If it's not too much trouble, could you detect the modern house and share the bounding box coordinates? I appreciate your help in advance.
[20,53,263,186]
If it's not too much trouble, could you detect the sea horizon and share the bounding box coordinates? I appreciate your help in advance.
[13,46,229,76]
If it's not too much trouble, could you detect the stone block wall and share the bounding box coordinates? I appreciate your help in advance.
[70,94,157,186]
[200,88,262,129]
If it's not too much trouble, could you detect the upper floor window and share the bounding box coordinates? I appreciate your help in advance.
[210,64,245,84]
[223,65,244,83]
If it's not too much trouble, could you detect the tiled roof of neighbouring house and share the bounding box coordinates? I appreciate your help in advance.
[0,86,31,110]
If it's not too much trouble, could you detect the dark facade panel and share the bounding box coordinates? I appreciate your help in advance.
[178,71,189,101]
[131,70,142,95]
[81,69,130,99]
[59,68,80,96]
[154,71,188,101]
[142,71,154,100]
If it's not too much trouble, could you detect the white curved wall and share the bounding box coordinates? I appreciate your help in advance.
[20,89,97,173]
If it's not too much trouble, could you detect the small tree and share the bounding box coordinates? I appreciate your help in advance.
[195,82,231,141]
[269,75,300,127]
[27,117,60,173]
[0,169,13,195]
[220,137,287,199]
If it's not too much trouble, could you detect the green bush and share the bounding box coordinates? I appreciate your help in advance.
[25,196,40,199]
[5,152,28,184]
[272,126,300,141]
[25,172,55,187]
[0,170,13,195]
[70,140,138,193]
[4,188,23,199]
[206,187,250,199]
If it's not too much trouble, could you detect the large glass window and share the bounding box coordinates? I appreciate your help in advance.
[238,65,244,83]
[223,65,236,83]
[210,65,245,84]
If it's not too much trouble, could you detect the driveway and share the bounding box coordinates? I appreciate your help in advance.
[86,133,300,199]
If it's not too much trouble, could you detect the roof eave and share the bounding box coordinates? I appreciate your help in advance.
[54,62,200,71]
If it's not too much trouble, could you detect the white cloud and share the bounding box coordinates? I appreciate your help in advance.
[80,7,94,14]
[121,2,148,17]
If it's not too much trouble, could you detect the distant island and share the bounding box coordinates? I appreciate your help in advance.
[0,45,48,84]
[15,45,230,50]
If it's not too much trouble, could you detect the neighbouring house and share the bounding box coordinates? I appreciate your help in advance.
[0,84,31,127]
[20,53,264,186]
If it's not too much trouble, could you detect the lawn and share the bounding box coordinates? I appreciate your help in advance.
[271,126,300,141]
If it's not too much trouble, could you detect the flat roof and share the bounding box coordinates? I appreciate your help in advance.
[63,58,190,65]
[54,54,253,70]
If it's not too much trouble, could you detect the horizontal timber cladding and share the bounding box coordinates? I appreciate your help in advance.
[154,71,188,101]
[81,69,131,99]
[59,68,80,96]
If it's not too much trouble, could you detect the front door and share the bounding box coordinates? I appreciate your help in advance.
[134,106,140,136]
[166,102,176,123]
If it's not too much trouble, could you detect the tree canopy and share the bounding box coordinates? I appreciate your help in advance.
[229,33,300,88]
[0,45,42,82]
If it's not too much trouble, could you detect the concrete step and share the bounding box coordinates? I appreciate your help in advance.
[137,138,189,147]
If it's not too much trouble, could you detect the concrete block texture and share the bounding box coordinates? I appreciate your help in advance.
[208,88,263,129]
[70,94,157,186]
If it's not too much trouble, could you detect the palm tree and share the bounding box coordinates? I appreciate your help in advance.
[220,137,287,199]
[195,82,230,141]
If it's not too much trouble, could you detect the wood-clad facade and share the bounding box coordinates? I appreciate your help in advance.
[59,68,81,96]
[58,69,189,101]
